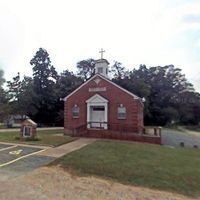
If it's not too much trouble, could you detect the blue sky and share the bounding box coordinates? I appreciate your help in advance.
[0,0,199,91]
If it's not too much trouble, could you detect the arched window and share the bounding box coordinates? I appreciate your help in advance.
[72,105,80,118]
[117,104,126,119]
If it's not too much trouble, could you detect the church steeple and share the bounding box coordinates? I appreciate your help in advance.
[95,49,109,78]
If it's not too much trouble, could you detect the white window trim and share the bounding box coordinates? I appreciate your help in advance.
[117,106,127,120]
[86,94,108,129]
[72,105,80,118]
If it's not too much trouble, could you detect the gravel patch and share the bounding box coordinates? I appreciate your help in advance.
[0,166,195,200]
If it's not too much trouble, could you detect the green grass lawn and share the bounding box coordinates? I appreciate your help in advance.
[52,140,200,197]
[0,123,6,129]
[0,129,76,147]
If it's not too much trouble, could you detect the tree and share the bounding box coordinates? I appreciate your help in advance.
[7,72,21,102]
[0,69,5,87]
[0,89,9,121]
[54,70,83,125]
[7,73,37,118]
[18,76,37,117]
[112,64,151,124]
[112,63,199,126]
[177,91,200,125]
[30,48,58,125]
[0,69,9,121]
[30,48,58,91]
[57,70,83,98]
[76,58,95,81]
[111,61,129,79]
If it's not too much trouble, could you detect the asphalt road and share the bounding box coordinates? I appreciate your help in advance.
[161,128,200,148]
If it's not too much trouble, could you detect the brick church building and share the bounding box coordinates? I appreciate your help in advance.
[63,56,161,144]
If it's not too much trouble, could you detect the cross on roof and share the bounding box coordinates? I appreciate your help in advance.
[99,48,105,59]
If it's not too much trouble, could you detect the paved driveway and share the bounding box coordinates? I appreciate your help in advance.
[0,143,54,180]
[161,128,200,148]
[0,138,96,180]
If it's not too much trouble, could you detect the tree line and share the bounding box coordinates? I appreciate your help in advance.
[0,48,199,126]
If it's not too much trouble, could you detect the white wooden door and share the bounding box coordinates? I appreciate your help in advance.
[91,106,105,128]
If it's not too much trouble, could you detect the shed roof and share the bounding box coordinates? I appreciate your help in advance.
[22,119,37,126]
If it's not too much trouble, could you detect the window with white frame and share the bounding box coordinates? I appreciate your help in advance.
[72,105,80,118]
[117,105,126,119]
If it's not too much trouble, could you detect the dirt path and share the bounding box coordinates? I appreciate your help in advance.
[0,166,196,200]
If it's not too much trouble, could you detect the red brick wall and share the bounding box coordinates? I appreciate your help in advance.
[20,126,37,139]
[76,129,161,145]
[64,75,144,133]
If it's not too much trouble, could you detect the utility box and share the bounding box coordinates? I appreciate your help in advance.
[20,119,37,139]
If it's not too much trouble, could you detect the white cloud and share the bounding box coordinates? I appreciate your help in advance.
[0,0,199,91]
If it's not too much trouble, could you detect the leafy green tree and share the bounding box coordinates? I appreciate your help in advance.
[18,76,37,117]
[0,89,9,121]
[77,58,95,81]
[0,69,5,86]
[113,64,199,126]
[133,65,197,125]
[111,61,129,79]
[145,65,195,125]
[7,73,36,118]
[112,65,151,124]
[57,70,83,98]
[30,48,58,125]
[0,69,9,121]
[54,70,83,125]
[177,91,200,125]
[7,72,21,102]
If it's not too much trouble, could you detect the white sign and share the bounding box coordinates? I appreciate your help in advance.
[89,87,106,92]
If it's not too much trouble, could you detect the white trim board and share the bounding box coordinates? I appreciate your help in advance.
[86,94,108,103]
[86,94,108,130]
